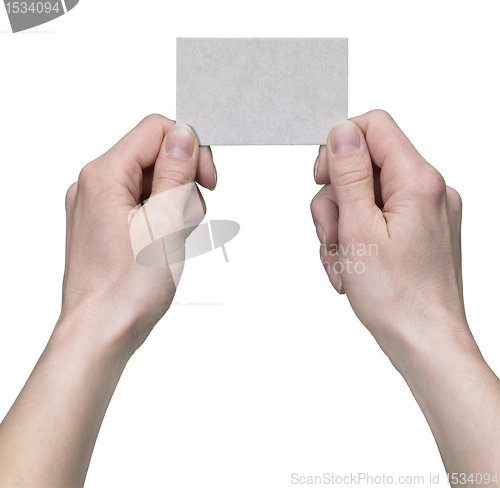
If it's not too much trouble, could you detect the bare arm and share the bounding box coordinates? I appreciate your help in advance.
[311,109,500,482]
[0,115,217,487]
[0,314,129,487]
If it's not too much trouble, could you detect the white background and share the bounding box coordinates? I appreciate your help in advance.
[1,1,499,487]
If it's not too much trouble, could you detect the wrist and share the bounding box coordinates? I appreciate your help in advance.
[382,312,482,380]
[55,300,138,365]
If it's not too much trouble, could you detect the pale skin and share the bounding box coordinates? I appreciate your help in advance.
[311,110,500,481]
[0,110,498,487]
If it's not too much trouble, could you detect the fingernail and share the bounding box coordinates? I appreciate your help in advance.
[313,156,319,183]
[211,167,218,191]
[165,124,195,159]
[330,121,360,156]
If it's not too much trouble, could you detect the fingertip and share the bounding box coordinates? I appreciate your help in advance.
[324,119,378,219]
[197,146,217,190]
[327,120,361,157]
[164,123,198,160]
[314,145,329,184]
[200,145,213,163]
[151,124,201,196]
[211,164,218,191]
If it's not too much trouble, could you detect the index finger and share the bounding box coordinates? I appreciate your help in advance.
[96,114,215,202]
[350,109,430,204]
[106,114,175,169]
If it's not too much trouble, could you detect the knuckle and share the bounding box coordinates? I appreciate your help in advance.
[141,113,171,127]
[425,169,447,195]
[78,162,96,186]
[410,167,447,203]
[370,109,394,122]
[310,191,325,217]
[333,163,371,192]
[158,166,193,188]
[310,196,319,216]
[78,162,109,194]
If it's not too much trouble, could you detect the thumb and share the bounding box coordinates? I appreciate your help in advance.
[326,121,377,221]
[132,123,205,274]
[151,123,200,196]
[149,123,205,232]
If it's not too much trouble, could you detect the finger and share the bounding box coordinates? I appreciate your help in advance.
[314,145,328,184]
[90,114,175,204]
[350,110,429,205]
[140,147,215,204]
[310,184,344,294]
[108,113,175,171]
[182,185,206,240]
[151,123,200,196]
[198,146,217,191]
[326,120,383,227]
[315,144,383,210]
[101,115,216,205]
[148,124,205,243]
[133,125,204,277]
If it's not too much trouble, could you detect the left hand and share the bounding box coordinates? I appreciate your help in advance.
[61,114,216,355]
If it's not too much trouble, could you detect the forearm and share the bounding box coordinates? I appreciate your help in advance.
[395,320,500,480]
[0,313,130,487]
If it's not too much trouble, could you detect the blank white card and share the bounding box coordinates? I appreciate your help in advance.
[176,38,348,145]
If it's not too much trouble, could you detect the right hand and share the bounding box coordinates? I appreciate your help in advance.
[310,110,470,366]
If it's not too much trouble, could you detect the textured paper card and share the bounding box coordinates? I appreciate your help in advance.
[176,38,348,145]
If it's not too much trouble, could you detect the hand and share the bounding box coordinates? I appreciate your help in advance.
[61,114,217,354]
[0,115,217,488]
[310,109,469,365]
[310,110,500,477]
